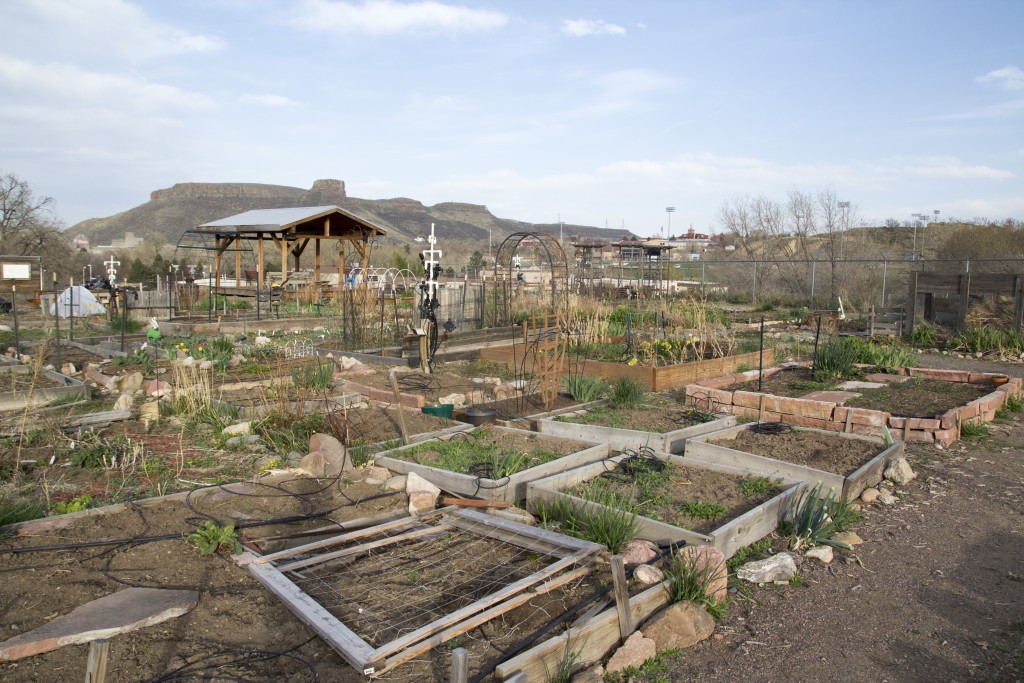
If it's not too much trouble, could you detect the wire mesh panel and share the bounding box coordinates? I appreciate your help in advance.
[243,507,602,675]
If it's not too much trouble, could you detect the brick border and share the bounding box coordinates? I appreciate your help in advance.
[684,364,1022,447]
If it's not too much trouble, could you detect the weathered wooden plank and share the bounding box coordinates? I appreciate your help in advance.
[843,441,903,501]
[245,553,377,673]
[449,508,603,554]
[610,556,633,641]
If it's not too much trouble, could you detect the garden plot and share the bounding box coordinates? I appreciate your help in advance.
[536,395,735,453]
[526,450,800,558]
[373,425,608,502]
[0,365,88,411]
[686,423,904,502]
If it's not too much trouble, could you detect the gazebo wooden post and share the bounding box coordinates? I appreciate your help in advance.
[315,239,321,284]
[257,235,265,289]
[214,237,223,291]
[339,239,346,291]
[233,237,241,287]
[280,234,287,283]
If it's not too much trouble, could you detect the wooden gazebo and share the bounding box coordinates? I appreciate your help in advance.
[188,206,386,289]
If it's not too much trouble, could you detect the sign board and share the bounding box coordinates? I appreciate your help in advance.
[1,263,32,280]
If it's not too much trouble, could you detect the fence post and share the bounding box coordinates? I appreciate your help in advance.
[868,307,876,337]
[881,257,888,307]
[752,260,758,303]
[810,260,816,303]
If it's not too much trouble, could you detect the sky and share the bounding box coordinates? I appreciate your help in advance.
[1,0,1023,238]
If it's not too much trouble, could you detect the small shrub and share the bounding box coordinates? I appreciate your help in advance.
[564,375,605,402]
[608,377,645,409]
[291,358,333,391]
[534,496,641,554]
[910,320,939,348]
[1004,394,1024,413]
[187,521,242,556]
[780,482,862,551]
[812,337,860,382]
[678,500,729,520]
[960,421,989,439]
[738,477,778,497]
[112,349,155,374]
[107,316,143,334]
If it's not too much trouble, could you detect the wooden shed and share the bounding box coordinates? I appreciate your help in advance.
[907,271,1024,334]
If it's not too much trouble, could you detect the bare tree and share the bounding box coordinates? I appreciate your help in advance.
[0,171,65,256]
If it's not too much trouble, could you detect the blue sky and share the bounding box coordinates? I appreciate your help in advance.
[2,0,1022,236]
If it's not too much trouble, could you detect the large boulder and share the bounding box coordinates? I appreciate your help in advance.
[605,631,656,674]
[309,433,353,474]
[643,601,715,650]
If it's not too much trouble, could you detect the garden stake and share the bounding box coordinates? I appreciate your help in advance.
[120,288,127,353]
[812,315,823,375]
[69,276,74,341]
[11,284,19,354]
[84,638,109,683]
[52,273,62,371]
[758,316,765,393]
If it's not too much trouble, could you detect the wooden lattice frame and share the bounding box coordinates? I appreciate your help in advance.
[524,313,566,410]
[236,508,602,676]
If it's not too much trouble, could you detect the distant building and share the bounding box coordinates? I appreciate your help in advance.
[93,231,144,253]
[73,234,90,251]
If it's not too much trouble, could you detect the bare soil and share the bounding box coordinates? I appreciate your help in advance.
[0,371,65,392]
[725,366,992,417]
[391,427,588,474]
[558,396,714,433]
[710,428,884,475]
[0,470,610,683]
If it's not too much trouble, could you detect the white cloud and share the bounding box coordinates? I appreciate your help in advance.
[976,65,1024,92]
[239,94,296,107]
[291,0,507,35]
[10,0,223,60]
[561,19,626,37]
[0,55,216,111]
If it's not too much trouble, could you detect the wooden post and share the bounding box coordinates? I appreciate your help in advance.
[84,639,109,683]
[280,233,287,284]
[956,272,971,332]
[449,647,468,683]
[214,239,223,291]
[234,238,241,287]
[868,306,876,337]
[610,555,634,641]
[1014,276,1024,333]
[906,271,918,338]
[315,239,322,284]
[388,368,410,445]
[257,235,265,290]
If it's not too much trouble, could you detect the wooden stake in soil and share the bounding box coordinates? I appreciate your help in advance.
[610,555,634,641]
[449,647,468,683]
[84,639,109,683]
[388,367,410,445]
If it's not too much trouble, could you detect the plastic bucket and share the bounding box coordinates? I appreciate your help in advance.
[422,404,454,419]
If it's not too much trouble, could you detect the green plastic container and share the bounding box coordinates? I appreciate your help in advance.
[421,404,454,419]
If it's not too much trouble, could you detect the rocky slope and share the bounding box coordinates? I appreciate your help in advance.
[70,179,633,247]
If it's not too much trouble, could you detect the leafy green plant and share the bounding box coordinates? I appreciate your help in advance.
[812,337,860,382]
[534,496,641,554]
[291,358,333,391]
[564,375,605,402]
[608,376,645,409]
[545,633,584,683]
[112,349,155,374]
[780,482,862,551]
[187,521,242,556]
[663,547,730,619]
[1004,394,1024,413]
[910,319,939,348]
[52,494,93,515]
[726,537,772,571]
[737,477,778,497]
[678,500,729,520]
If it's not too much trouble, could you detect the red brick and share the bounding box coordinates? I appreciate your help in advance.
[788,415,829,429]
[703,387,733,407]
[934,428,957,447]
[700,376,734,389]
[968,372,1002,384]
[849,423,885,438]
[979,392,1005,412]
[908,367,970,383]
[983,409,997,422]
[825,420,846,432]
[941,409,959,430]
[958,403,980,420]
[888,416,906,429]
[764,396,834,420]
[732,391,763,409]
[833,407,888,427]
[906,417,940,430]
[730,405,760,420]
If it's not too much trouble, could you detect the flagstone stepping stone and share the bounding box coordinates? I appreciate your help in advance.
[0,588,198,661]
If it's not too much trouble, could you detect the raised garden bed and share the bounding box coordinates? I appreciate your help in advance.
[686,364,1023,446]
[479,345,773,391]
[373,425,609,502]
[686,422,904,502]
[0,365,88,411]
[536,396,736,453]
[526,450,799,558]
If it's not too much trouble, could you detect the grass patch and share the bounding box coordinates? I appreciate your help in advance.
[663,548,730,620]
[0,496,47,526]
[609,376,645,408]
[534,496,641,554]
[678,500,729,520]
[961,421,990,439]
[727,536,773,571]
[564,375,605,402]
[397,431,562,477]
[738,476,779,497]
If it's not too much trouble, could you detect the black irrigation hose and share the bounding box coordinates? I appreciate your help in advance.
[750,422,793,435]
[150,636,319,683]
[598,445,666,484]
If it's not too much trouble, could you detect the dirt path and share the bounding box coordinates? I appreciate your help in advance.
[636,356,1024,682]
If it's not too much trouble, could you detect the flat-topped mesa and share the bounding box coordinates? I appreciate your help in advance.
[150,179,346,202]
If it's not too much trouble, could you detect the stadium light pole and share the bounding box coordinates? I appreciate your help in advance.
[838,201,851,260]
[665,207,675,238]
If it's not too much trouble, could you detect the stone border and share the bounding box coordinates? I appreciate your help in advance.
[685,423,904,502]
[525,450,801,559]
[373,425,610,503]
[0,365,89,411]
[535,409,737,454]
[684,364,1024,447]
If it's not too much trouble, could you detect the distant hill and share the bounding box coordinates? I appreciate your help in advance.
[70,179,635,248]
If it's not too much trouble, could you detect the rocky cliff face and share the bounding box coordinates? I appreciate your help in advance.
[150,182,307,202]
